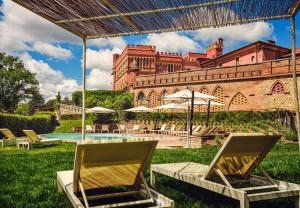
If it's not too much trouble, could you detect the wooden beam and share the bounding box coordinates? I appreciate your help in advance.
[55,0,238,24]
[240,184,278,192]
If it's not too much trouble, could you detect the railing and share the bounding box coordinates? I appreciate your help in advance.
[135,58,300,87]
[59,104,83,115]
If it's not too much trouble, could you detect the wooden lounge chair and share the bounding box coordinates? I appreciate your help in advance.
[165,125,176,135]
[57,138,174,208]
[151,133,300,208]
[150,124,167,134]
[0,128,26,147]
[85,125,94,133]
[113,124,126,133]
[21,130,62,149]
[100,124,109,133]
[175,125,201,136]
[128,124,140,134]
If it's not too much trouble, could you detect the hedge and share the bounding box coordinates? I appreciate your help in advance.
[0,113,57,137]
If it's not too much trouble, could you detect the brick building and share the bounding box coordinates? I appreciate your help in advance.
[112,38,300,112]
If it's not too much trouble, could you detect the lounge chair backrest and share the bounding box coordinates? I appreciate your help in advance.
[73,138,159,193]
[193,126,201,133]
[86,125,93,130]
[200,126,213,135]
[102,124,109,131]
[170,125,176,131]
[0,128,16,140]
[119,124,125,130]
[161,124,167,131]
[23,130,41,143]
[203,133,281,180]
[132,124,140,130]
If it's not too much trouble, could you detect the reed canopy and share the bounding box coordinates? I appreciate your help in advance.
[11,0,300,39]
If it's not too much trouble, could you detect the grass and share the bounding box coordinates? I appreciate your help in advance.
[53,120,92,133]
[0,142,299,208]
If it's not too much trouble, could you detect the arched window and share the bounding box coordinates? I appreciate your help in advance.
[161,91,168,105]
[137,92,145,106]
[213,87,224,111]
[230,93,248,105]
[200,87,209,95]
[199,88,209,112]
[148,91,159,108]
[272,82,285,94]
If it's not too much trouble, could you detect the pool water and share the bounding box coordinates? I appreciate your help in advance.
[42,133,138,141]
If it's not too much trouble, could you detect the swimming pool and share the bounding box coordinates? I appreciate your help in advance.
[42,133,139,141]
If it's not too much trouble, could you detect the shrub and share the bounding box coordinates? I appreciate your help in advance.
[0,113,57,136]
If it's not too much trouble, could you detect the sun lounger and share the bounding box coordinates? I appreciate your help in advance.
[175,125,201,136]
[113,124,126,133]
[150,124,167,134]
[151,133,300,208]
[0,128,26,147]
[165,125,176,135]
[57,138,174,208]
[100,124,109,133]
[127,124,140,134]
[85,125,94,133]
[21,130,62,149]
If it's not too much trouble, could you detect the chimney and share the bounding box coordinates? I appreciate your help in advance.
[206,38,223,59]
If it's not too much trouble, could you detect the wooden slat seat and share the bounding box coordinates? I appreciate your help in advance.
[151,133,300,208]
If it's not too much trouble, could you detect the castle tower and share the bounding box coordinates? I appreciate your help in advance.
[112,53,119,90]
[206,38,224,59]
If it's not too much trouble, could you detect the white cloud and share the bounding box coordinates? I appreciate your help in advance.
[87,69,112,90]
[88,37,126,49]
[84,48,121,90]
[20,53,80,100]
[0,0,80,54]
[32,42,73,60]
[192,22,274,47]
[86,48,122,72]
[143,32,201,53]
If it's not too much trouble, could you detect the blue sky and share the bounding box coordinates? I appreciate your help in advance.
[0,0,299,100]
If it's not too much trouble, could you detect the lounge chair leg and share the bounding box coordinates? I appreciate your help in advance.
[295,193,300,208]
[150,169,156,187]
[57,181,63,192]
[240,194,249,208]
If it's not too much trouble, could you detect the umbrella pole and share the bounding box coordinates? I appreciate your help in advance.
[190,91,195,135]
[187,104,191,148]
[206,100,211,128]
[81,38,87,141]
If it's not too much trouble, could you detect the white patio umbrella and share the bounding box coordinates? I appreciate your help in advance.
[124,106,154,112]
[182,100,224,106]
[164,89,217,147]
[154,103,187,110]
[154,103,187,126]
[86,106,115,113]
[164,89,217,100]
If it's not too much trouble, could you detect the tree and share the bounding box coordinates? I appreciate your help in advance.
[0,52,43,113]
[56,92,62,103]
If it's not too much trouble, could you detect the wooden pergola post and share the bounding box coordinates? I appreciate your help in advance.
[81,38,87,140]
[291,16,300,152]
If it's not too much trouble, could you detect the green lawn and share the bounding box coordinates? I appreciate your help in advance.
[53,120,92,133]
[0,143,299,208]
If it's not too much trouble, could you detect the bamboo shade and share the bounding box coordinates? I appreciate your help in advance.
[11,0,300,39]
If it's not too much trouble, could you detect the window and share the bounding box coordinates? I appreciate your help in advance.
[251,56,255,62]
[137,92,145,106]
[272,82,285,94]
[161,91,168,105]
[236,57,240,65]
[168,64,174,73]
[219,62,223,67]
[230,93,248,105]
